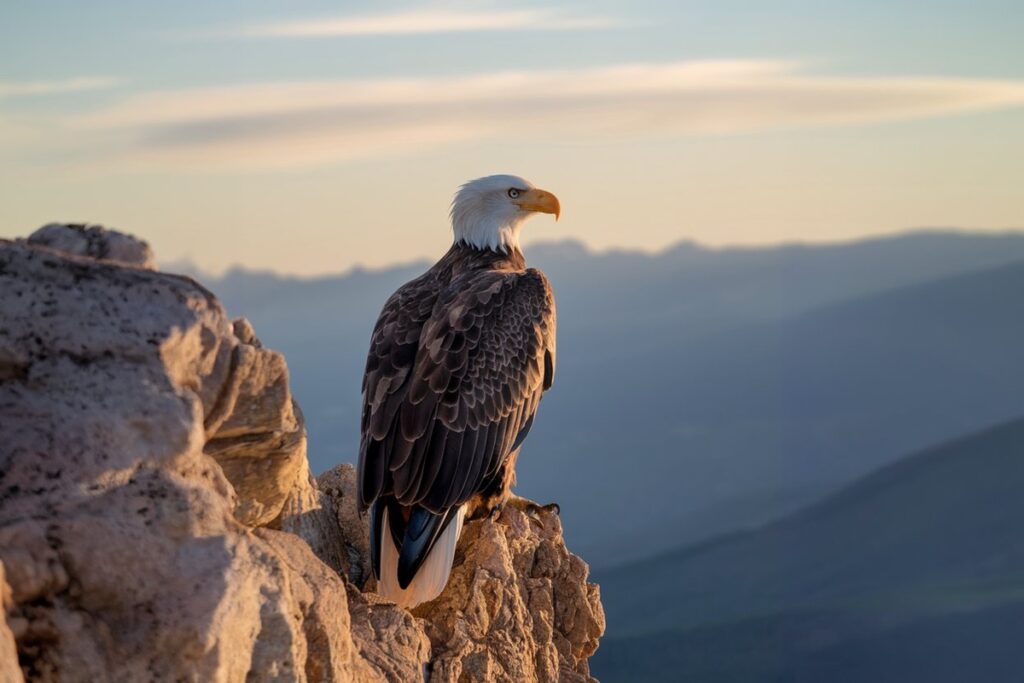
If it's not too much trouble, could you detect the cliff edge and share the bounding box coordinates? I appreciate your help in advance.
[0,225,604,682]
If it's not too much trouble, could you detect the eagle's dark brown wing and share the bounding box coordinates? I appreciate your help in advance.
[358,267,556,513]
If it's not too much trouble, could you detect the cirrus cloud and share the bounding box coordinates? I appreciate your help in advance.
[10,60,1024,171]
[185,6,626,40]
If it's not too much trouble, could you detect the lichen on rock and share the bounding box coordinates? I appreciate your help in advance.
[0,224,604,682]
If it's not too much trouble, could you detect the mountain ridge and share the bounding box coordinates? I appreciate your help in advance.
[171,228,1024,282]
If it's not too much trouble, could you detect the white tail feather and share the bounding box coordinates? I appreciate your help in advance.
[378,505,465,609]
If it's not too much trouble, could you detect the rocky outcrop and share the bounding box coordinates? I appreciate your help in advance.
[0,225,604,682]
[416,506,603,683]
[316,465,604,682]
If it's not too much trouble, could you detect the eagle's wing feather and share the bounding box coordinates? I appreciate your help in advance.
[359,271,443,507]
[358,266,555,513]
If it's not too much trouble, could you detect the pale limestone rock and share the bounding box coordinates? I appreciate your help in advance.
[0,230,304,528]
[344,586,431,682]
[0,237,402,681]
[271,458,351,583]
[27,223,156,269]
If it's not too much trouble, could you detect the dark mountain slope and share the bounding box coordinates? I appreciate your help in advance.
[595,600,1024,683]
[593,416,1024,680]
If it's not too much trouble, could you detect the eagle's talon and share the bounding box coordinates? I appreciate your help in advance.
[526,502,560,518]
[488,503,504,521]
[504,496,559,520]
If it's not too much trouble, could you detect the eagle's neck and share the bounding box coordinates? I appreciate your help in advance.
[437,242,526,276]
[453,224,523,254]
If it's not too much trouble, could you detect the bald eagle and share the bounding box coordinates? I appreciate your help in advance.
[358,175,560,608]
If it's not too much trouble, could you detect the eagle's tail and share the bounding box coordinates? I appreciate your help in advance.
[370,499,465,609]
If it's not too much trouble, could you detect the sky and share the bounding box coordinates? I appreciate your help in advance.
[1,0,1023,275]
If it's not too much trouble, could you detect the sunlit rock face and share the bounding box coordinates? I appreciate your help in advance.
[318,464,605,683]
[0,225,603,683]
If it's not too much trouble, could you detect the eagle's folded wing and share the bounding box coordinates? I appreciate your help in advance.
[358,268,555,513]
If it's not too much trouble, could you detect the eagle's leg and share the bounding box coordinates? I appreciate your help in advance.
[466,449,521,521]
[466,450,561,521]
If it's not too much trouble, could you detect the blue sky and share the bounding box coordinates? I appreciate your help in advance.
[2,1,1022,274]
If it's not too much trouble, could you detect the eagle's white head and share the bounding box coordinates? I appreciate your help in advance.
[450,174,560,253]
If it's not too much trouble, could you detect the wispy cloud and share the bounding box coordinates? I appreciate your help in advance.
[0,77,121,98]
[217,6,623,39]
[12,61,1024,171]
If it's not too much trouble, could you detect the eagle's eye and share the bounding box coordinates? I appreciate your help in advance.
[507,188,520,199]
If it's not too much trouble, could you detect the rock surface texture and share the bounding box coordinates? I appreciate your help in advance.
[0,225,604,682]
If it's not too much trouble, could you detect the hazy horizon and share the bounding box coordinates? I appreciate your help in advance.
[165,226,1024,278]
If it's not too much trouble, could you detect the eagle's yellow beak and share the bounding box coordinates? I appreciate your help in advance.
[514,188,561,221]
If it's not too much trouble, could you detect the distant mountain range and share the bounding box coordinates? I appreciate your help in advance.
[188,229,1024,568]
[592,416,1024,682]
